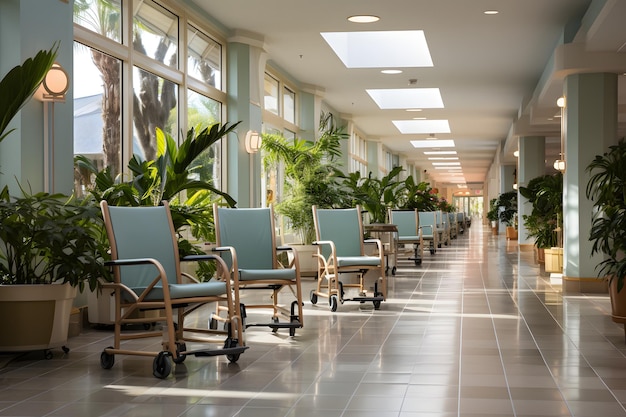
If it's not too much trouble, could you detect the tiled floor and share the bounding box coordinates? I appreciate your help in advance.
[2,223,626,417]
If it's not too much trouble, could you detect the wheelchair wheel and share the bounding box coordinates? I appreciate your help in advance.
[100,347,115,369]
[225,338,241,363]
[329,295,338,312]
[152,352,172,379]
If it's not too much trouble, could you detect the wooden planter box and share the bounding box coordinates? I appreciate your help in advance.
[506,226,518,240]
[544,247,563,273]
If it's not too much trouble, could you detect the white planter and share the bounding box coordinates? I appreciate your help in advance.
[287,244,318,277]
[0,283,76,352]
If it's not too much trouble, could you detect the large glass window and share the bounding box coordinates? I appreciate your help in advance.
[74,0,226,196]
[73,43,122,184]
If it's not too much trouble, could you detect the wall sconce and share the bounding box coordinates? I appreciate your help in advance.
[554,96,566,172]
[245,130,261,154]
[36,63,69,102]
[35,62,70,193]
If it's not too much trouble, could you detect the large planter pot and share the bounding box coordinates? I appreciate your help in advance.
[287,244,318,278]
[544,247,563,273]
[490,221,498,236]
[0,283,76,352]
[609,277,626,325]
[535,247,545,264]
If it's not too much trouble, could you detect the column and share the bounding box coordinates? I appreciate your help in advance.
[226,33,267,208]
[563,72,618,292]
[517,136,545,251]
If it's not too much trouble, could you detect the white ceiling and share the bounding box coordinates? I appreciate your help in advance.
[191,0,626,189]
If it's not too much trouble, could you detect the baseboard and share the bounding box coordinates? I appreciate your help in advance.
[562,276,608,294]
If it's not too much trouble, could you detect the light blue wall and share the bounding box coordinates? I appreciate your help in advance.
[0,0,74,194]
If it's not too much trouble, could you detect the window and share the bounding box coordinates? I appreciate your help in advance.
[73,0,122,43]
[74,0,226,196]
[283,86,296,124]
[264,74,279,115]
[132,0,178,69]
[132,66,178,161]
[187,90,222,188]
[187,25,222,89]
[350,130,367,174]
[73,43,122,186]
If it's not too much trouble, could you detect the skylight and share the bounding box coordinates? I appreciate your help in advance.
[320,30,433,68]
[394,119,451,134]
[366,88,443,109]
[424,151,457,155]
[410,139,455,148]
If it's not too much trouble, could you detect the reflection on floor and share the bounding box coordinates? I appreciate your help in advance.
[2,224,626,417]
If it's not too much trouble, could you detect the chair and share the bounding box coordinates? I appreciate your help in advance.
[389,209,423,266]
[435,210,450,247]
[311,205,385,312]
[418,211,438,254]
[448,212,458,240]
[213,204,304,336]
[456,212,466,234]
[99,201,247,379]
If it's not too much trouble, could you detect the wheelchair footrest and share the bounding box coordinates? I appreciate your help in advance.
[347,296,384,302]
[191,345,249,357]
[246,321,302,329]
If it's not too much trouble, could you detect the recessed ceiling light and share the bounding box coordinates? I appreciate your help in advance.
[406,108,423,112]
[484,10,499,15]
[428,157,459,160]
[321,30,433,68]
[410,139,455,148]
[347,15,380,23]
[381,69,403,74]
[367,88,444,109]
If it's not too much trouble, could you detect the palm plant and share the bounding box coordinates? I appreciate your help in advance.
[586,139,626,292]
[76,122,239,278]
[337,166,405,224]
[0,44,57,143]
[261,112,347,244]
[519,173,562,248]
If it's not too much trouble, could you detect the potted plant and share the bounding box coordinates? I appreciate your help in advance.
[519,173,562,268]
[487,198,499,235]
[586,139,626,325]
[261,112,347,242]
[336,166,405,224]
[497,191,518,240]
[0,187,109,353]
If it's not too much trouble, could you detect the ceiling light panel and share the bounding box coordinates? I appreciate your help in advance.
[431,162,461,166]
[394,119,450,134]
[321,30,433,68]
[366,88,444,109]
[427,157,459,160]
[410,139,455,148]
[423,151,457,155]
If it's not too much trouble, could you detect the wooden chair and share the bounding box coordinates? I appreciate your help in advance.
[99,201,247,379]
